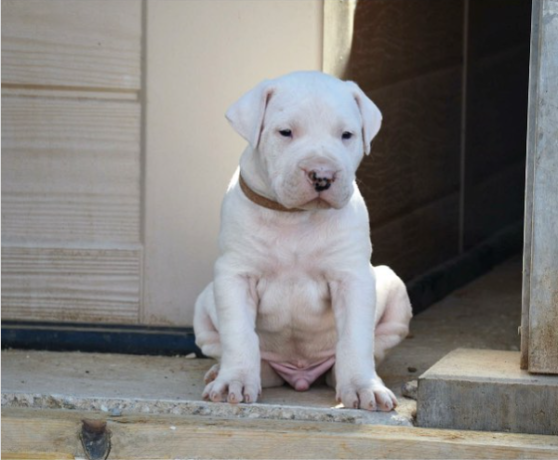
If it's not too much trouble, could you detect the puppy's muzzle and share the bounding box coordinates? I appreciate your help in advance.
[307,169,336,192]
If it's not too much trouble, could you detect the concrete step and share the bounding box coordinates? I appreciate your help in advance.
[1,349,414,426]
[1,258,530,433]
[417,348,558,435]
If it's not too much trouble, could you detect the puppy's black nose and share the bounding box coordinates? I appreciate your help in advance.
[308,170,335,192]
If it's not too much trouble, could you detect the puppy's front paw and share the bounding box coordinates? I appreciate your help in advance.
[204,363,220,384]
[336,377,398,412]
[202,371,261,404]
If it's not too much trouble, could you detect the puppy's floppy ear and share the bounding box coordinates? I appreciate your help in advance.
[225,80,274,149]
[346,81,382,155]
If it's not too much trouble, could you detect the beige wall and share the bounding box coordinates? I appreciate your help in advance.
[144,1,324,325]
[2,1,144,324]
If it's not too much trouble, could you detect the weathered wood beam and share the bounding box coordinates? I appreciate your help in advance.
[2,407,558,459]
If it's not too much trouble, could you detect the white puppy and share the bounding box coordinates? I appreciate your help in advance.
[194,71,412,411]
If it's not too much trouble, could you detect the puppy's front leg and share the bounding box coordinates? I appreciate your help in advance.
[330,264,397,411]
[203,260,261,404]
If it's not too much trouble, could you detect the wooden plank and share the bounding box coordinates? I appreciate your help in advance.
[1,86,139,101]
[2,408,557,459]
[465,45,530,183]
[1,0,141,91]
[2,96,141,245]
[521,0,542,370]
[526,0,558,374]
[1,247,141,324]
[323,0,356,78]
[345,0,463,88]
[2,455,74,460]
[371,194,459,281]
[359,67,462,228]
[463,161,525,250]
[468,0,533,61]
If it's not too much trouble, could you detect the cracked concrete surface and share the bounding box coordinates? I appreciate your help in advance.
[2,257,522,426]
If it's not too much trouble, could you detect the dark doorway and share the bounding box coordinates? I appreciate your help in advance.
[342,0,532,312]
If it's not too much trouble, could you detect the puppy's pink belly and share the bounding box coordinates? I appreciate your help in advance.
[266,356,335,391]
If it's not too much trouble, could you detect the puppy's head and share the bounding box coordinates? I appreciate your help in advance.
[226,71,382,210]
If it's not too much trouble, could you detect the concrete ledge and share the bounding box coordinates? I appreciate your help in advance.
[417,348,558,435]
[1,350,413,427]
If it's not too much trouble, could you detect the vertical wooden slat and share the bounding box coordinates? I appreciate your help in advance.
[522,0,558,374]
[323,0,356,78]
[520,0,542,370]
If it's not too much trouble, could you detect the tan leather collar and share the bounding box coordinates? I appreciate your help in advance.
[239,173,305,213]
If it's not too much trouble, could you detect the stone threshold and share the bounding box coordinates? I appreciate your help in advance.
[1,349,414,427]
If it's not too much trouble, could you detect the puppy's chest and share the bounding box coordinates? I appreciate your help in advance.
[245,218,340,329]
[253,246,333,333]
[255,271,332,331]
[248,218,338,270]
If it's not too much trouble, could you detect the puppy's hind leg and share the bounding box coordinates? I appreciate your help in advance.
[373,266,413,364]
[261,361,285,388]
[194,283,223,383]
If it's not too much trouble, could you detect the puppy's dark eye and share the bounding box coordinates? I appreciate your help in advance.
[279,129,292,138]
[342,131,353,140]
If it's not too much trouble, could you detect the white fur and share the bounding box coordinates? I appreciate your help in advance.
[194,71,412,411]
